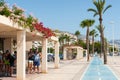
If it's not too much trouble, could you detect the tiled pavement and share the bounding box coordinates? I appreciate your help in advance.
[26,58,88,80]
[0,58,88,80]
[107,56,120,79]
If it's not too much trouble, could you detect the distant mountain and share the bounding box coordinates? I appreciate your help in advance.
[109,40,120,47]
[78,35,92,40]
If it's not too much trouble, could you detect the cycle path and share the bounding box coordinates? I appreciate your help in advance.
[81,56,118,80]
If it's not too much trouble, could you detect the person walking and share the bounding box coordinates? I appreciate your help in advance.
[33,49,41,74]
[28,49,34,74]
[4,50,15,77]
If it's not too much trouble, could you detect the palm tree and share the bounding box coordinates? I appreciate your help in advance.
[96,25,105,57]
[89,29,98,55]
[96,25,102,57]
[59,34,66,54]
[88,0,112,64]
[75,30,80,41]
[64,34,71,45]
[59,34,65,46]
[80,19,95,61]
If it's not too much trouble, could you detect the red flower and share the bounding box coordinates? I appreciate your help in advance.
[33,22,55,38]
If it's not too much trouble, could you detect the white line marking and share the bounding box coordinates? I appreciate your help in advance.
[107,65,120,79]
[79,58,94,80]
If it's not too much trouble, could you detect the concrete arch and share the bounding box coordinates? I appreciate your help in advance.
[63,45,86,60]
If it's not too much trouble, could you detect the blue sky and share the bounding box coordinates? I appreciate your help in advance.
[5,0,120,41]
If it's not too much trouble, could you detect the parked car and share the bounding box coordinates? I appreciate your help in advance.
[47,53,54,62]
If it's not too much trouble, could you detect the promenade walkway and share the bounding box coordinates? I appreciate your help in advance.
[0,58,88,80]
[26,58,88,80]
[1,56,120,80]
[81,56,119,80]
[107,56,120,79]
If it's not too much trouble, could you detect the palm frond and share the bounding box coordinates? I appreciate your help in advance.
[96,25,100,33]
[93,12,99,17]
[102,0,105,6]
[89,29,96,36]
[93,0,102,14]
[102,25,105,31]
[88,8,98,13]
[80,19,95,29]
[80,20,86,28]
[95,33,98,37]
[103,5,112,14]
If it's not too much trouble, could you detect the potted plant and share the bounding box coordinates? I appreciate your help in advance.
[12,4,24,16]
[0,6,12,17]
[9,4,25,24]
[17,14,27,27]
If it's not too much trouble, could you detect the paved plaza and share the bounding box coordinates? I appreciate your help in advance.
[0,56,120,80]
[107,56,120,79]
[26,58,88,80]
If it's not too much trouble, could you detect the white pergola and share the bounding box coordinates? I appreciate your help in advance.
[0,15,59,80]
[63,45,84,60]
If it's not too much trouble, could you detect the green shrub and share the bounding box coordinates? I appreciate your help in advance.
[0,7,11,17]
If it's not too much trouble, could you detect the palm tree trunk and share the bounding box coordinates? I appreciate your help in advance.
[105,39,107,58]
[100,35,102,58]
[99,16,107,64]
[86,27,90,61]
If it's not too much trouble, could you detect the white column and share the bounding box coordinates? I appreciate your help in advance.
[63,48,67,60]
[41,38,48,73]
[76,48,80,60]
[17,30,26,80]
[80,49,83,58]
[54,41,59,68]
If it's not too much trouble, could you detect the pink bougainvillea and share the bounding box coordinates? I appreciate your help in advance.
[33,22,55,38]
